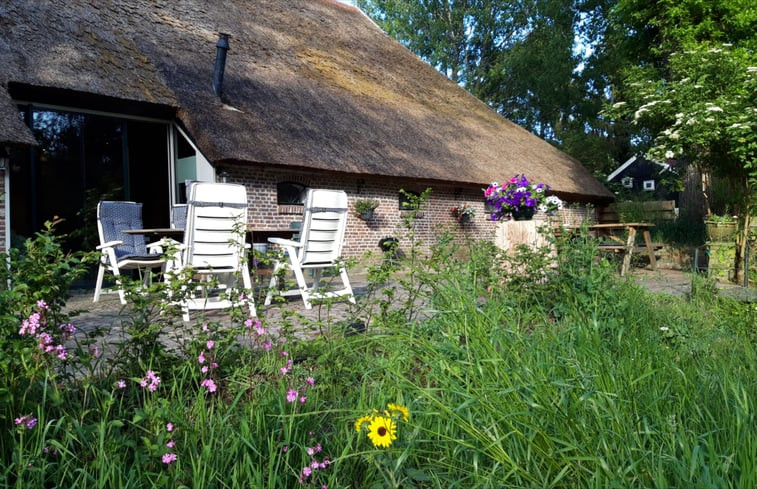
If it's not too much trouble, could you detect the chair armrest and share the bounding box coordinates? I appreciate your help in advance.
[96,240,123,250]
[268,237,302,247]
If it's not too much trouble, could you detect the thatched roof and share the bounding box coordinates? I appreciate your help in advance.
[0,0,613,201]
[0,83,35,146]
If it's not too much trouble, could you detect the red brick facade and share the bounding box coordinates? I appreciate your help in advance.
[0,170,6,253]
[220,163,592,258]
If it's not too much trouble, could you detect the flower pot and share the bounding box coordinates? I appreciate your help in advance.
[359,210,375,220]
[511,207,535,221]
[705,220,737,242]
[459,214,472,224]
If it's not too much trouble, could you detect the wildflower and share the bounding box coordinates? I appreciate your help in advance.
[299,396,307,404]
[387,403,410,422]
[201,379,217,393]
[660,326,670,332]
[166,440,175,448]
[37,300,49,310]
[198,352,206,364]
[206,340,215,350]
[166,422,174,432]
[282,445,289,452]
[15,415,37,430]
[354,414,372,432]
[302,466,312,478]
[367,416,397,448]
[201,365,209,374]
[140,370,161,392]
[286,389,298,403]
[162,453,177,464]
[264,340,272,351]
[306,376,315,386]
[90,345,100,358]
[116,380,126,389]
[315,443,322,453]
[307,446,315,456]
[310,460,320,470]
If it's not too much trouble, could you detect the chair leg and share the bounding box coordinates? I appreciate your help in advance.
[93,263,106,302]
[264,260,284,306]
[339,266,356,304]
[292,263,312,309]
[113,268,127,305]
[240,266,256,317]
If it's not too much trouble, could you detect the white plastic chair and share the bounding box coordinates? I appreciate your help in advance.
[172,183,255,321]
[93,201,166,304]
[264,189,355,309]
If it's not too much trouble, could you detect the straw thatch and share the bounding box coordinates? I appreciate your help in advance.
[0,0,613,201]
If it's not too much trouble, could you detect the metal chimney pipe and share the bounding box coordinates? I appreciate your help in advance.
[212,33,230,97]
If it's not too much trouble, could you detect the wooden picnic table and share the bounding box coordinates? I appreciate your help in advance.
[589,222,659,276]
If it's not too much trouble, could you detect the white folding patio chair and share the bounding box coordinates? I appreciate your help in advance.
[264,189,355,309]
[172,182,255,321]
[93,201,166,304]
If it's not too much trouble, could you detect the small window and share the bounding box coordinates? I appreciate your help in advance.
[277,182,308,205]
[643,180,655,191]
[398,190,420,210]
[621,176,634,189]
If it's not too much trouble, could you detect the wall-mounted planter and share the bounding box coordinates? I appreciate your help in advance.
[359,210,375,220]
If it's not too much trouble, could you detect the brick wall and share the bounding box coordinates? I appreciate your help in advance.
[0,169,6,253]
[218,163,589,258]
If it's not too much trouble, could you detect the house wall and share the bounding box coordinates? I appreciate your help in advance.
[220,163,592,258]
[1,168,6,253]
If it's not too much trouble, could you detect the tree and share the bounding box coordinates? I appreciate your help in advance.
[603,0,757,281]
[357,0,618,163]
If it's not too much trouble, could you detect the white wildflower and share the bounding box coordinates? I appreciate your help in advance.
[660,326,669,332]
[665,150,675,159]
[706,105,723,112]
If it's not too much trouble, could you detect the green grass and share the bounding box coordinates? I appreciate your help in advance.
[1,224,755,488]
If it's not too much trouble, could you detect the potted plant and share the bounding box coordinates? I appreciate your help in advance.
[354,198,380,220]
[704,213,738,242]
[450,203,475,223]
[484,174,563,221]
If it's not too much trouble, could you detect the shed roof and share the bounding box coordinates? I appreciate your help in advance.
[0,0,613,201]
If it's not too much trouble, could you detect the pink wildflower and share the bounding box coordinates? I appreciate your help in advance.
[116,380,126,389]
[264,340,272,351]
[306,376,315,386]
[315,443,322,453]
[286,389,298,403]
[162,453,177,464]
[14,415,37,430]
[307,446,315,456]
[299,396,307,404]
[282,445,289,452]
[206,340,215,350]
[310,460,319,470]
[166,422,174,432]
[166,440,175,448]
[198,351,206,364]
[201,365,209,374]
[201,379,217,393]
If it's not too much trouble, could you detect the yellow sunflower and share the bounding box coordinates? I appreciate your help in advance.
[354,414,373,433]
[367,415,397,448]
[387,403,409,422]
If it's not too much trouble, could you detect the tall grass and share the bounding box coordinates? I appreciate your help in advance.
[1,222,754,487]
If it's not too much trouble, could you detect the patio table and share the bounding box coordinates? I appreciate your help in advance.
[589,222,659,276]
